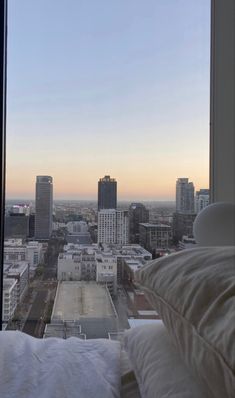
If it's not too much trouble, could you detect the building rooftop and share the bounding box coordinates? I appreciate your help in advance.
[4,239,23,247]
[124,258,146,272]
[3,278,17,290]
[62,243,152,259]
[43,321,85,339]
[52,281,116,321]
[139,223,171,228]
[4,261,29,275]
[51,281,117,339]
[66,233,92,245]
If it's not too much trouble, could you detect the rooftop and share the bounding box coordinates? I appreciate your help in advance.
[4,261,29,275]
[43,321,85,339]
[52,281,116,321]
[124,258,146,272]
[3,278,17,290]
[139,223,171,229]
[51,281,118,339]
[66,233,92,245]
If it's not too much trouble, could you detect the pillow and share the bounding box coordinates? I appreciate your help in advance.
[193,202,235,246]
[136,246,235,398]
[124,322,210,398]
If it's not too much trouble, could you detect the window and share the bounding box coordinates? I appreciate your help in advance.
[1,0,233,339]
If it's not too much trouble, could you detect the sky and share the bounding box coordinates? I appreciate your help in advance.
[6,0,211,200]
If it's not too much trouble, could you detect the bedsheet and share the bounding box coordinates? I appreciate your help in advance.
[0,331,121,398]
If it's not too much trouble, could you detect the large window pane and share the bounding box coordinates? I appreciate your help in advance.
[3,0,210,337]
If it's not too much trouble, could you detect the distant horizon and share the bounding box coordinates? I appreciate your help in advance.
[6,196,176,203]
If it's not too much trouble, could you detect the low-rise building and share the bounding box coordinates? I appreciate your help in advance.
[4,240,43,274]
[96,252,117,296]
[173,212,197,242]
[4,262,29,303]
[51,281,118,339]
[57,246,96,282]
[2,278,18,322]
[57,243,151,293]
[122,258,146,283]
[113,244,152,283]
[139,223,172,252]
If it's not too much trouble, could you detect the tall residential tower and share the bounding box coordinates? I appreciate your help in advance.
[35,176,53,239]
[176,178,195,213]
[98,175,117,211]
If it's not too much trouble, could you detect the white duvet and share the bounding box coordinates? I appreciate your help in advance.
[0,331,121,398]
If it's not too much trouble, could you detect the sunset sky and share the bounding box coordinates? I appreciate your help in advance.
[6,0,210,200]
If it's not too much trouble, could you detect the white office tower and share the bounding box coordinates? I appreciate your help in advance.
[98,209,129,244]
[176,178,195,213]
[35,176,53,240]
[195,189,210,213]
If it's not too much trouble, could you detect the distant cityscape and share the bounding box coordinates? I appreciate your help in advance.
[2,175,209,339]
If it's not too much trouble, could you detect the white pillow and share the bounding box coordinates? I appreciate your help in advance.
[124,323,210,398]
[136,246,235,398]
[193,202,235,246]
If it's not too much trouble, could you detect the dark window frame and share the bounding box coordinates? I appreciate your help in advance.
[0,0,7,330]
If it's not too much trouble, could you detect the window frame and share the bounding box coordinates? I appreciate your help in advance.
[210,0,235,203]
[0,0,7,330]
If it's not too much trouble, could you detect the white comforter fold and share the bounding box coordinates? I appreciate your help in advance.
[0,331,121,398]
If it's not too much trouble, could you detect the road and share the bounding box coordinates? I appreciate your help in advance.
[22,289,48,337]
[113,287,131,330]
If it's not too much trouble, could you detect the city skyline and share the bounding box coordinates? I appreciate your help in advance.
[6,0,210,200]
[5,174,209,202]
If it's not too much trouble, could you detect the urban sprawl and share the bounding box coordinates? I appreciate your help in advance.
[3,176,209,339]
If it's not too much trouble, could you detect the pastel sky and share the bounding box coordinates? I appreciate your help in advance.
[6,0,210,200]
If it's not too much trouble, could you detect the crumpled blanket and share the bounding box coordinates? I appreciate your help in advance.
[0,331,121,398]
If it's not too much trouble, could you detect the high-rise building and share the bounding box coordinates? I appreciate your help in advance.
[35,176,53,240]
[195,189,210,213]
[129,203,149,243]
[116,210,129,245]
[98,175,117,211]
[176,178,195,213]
[98,209,129,244]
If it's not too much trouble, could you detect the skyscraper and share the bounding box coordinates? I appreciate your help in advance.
[195,189,210,213]
[176,178,195,213]
[35,176,53,240]
[98,175,117,211]
[129,203,149,243]
[174,178,196,243]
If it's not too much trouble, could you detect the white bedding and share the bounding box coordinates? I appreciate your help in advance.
[0,331,121,398]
